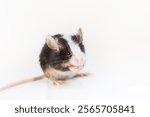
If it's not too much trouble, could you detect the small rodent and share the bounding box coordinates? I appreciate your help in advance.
[0,28,89,92]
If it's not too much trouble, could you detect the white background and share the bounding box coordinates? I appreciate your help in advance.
[0,0,150,100]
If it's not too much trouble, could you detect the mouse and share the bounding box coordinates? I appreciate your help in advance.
[0,28,89,92]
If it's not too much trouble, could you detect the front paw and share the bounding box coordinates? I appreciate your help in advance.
[74,73,90,78]
[52,80,64,85]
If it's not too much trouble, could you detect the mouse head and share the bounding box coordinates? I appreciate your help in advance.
[45,28,86,72]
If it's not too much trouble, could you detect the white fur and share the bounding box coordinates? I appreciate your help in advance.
[63,35,86,67]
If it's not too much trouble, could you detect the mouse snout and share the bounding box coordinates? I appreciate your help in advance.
[69,55,85,68]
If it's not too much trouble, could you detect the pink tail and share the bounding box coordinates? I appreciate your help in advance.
[0,75,45,92]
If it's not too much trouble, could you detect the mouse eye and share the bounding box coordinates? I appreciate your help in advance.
[66,51,71,56]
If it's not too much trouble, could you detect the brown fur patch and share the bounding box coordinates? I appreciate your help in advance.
[44,67,68,80]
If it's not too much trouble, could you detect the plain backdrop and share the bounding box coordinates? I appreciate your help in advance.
[0,0,150,100]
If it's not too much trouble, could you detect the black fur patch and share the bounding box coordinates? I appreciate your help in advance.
[52,34,63,38]
[71,35,85,53]
[79,43,85,53]
[71,35,80,43]
[39,36,72,72]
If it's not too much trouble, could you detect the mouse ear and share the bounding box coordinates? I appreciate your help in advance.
[45,35,59,51]
[76,28,83,43]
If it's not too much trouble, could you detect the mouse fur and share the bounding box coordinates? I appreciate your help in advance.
[39,28,86,84]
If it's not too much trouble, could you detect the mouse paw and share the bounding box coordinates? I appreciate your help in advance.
[74,73,90,78]
[52,80,64,85]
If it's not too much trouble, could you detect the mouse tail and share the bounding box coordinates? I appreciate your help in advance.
[0,75,45,92]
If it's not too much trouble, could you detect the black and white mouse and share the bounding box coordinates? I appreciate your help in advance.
[39,28,88,85]
[0,28,89,92]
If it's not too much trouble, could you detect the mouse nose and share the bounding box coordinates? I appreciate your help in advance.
[71,55,84,67]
